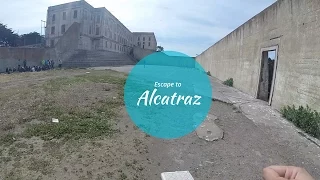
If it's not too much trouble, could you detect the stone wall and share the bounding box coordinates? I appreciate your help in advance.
[0,47,57,72]
[196,0,320,111]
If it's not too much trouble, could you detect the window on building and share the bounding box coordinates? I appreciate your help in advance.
[143,45,145,49]
[97,15,100,23]
[63,12,66,20]
[51,26,55,34]
[73,10,78,19]
[138,37,140,41]
[105,41,108,48]
[52,14,56,22]
[143,42,145,45]
[96,27,100,35]
[138,42,140,46]
[143,37,145,41]
[50,40,54,47]
[84,11,87,20]
[110,42,112,48]
[114,44,116,50]
[61,24,66,34]
[149,37,151,41]
[148,42,151,46]
[89,26,92,34]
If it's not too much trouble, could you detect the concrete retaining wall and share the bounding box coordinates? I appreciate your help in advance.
[133,46,155,61]
[196,0,320,111]
[0,22,80,73]
[54,22,81,63]
[0,48,57,72]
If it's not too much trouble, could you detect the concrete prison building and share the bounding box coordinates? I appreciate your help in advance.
[133,32,157,51]
[45,0,157,53]
[196,0,320,111]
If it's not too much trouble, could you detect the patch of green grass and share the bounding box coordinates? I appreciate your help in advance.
[4,171,22,180]
[0,156,12,163]
[25,72,126,140]
[42,77,87,92]
[25,108,116,140]
[2,70,126,142]
[281,105,320,139]
[42,70,126,93]
[0,133,17,146]
[223,78,234,87]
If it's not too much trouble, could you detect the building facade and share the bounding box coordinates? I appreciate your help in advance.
[45,0,157,53]
[133,32,157,51]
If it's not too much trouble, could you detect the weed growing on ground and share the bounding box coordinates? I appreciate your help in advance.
[0,133,17,146]
[223,78,234,87]
[281,105,320,139]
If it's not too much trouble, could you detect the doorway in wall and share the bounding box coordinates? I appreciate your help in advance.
[257,46,278,105]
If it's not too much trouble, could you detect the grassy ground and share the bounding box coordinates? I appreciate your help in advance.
[0,69,152,180]
[0,70,125,143]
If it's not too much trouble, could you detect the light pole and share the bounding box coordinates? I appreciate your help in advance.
[41,20,46,36]
[41,20,46,45]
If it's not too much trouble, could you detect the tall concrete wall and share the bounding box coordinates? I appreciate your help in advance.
[0,48,57,72]
[0,23,79,73]
[54,22,81,63]
[133,46,155,61]
[196,0,320,111]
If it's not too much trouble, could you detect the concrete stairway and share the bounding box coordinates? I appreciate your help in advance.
[63,50,137,68]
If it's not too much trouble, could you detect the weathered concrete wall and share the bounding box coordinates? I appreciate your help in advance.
[0,48,57,72]
[133,46,155,61]
[133,32,157,51]
[196,0,320,111]
[46,1,136,53]
[0,23,80,73]
[54,22,81,63]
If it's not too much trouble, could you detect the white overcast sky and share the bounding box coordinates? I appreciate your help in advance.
[0,0,276,56]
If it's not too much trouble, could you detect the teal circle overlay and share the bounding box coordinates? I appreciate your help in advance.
[124,51,212,139]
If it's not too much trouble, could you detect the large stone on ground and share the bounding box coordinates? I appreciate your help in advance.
[196,114,224,141]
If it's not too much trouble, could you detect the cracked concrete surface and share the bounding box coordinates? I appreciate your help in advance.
[196,114,223,142]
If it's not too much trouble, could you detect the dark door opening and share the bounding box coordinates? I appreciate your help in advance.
[257,49,277,104]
